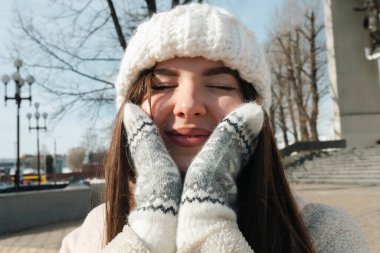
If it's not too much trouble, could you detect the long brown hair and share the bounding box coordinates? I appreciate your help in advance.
[103,70,316,252]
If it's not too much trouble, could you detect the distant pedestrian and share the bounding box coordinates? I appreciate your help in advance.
[60,3,370,253]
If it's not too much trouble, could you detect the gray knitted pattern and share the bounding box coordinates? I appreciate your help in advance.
[181,105,262,208]
[124,104,181,215]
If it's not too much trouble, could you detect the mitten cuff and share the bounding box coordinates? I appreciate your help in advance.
[177,201,236,249]
[129,210,178,253]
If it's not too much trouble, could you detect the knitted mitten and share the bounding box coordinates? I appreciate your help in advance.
[177,102,264,252]
[123,103,182,253]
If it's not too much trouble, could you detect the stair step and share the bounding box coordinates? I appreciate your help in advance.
[284,146,380,185]
[288,175,380,181]
[289,172,380,177]
[286,177,380,186]
[288,167,380,171]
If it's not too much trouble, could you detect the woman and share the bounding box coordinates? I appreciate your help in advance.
[60,3,370,253]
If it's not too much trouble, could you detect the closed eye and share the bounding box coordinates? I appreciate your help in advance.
[206,84,237,91]
[151,83,177,90]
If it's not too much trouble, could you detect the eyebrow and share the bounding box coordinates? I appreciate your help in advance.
[203,66,238,77]
[153,66,238,78]
[153,68,178,76]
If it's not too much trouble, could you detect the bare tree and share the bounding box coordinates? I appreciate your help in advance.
[277,32,310,142]
[298,11,326,141]
[267,0,328,145]
[88,148,107,164]
[273,64,290,146]
[80,127,109,164]
[81,127,100,154]
[67,147,86,172]
[286,76,299,143]
[11,0,203,124]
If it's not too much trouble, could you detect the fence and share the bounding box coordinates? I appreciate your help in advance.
[0,183,104,235]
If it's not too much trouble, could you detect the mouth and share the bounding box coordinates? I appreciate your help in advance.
[165,128,211,147]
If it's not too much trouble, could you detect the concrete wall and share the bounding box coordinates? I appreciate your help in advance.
[0,183,104,235]
[324,0,380,146]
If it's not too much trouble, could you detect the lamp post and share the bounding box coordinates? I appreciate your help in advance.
[2,59,34,189]
[27,103,48,187]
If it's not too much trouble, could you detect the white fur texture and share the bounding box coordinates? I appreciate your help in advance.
[129,211,177,253]
[227,102,264,135]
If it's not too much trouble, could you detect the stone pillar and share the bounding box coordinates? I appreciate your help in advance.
[324,0,380,146]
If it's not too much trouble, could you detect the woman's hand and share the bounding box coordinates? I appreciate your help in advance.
[123,102,182,253]
[177,102,264,252]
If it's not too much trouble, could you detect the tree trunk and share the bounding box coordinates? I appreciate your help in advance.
[275,65,290,146]
[293,30,310,141]
[270,105,277,134]
[172,0,179,8]
[308,12,319,141]
[106,0,127,50]
[145,0,157,16]
[286,79,299,142]
[279,104,289,146]
[277,35,301,142]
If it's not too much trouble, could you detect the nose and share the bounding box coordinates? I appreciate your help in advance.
[172,83,206,118]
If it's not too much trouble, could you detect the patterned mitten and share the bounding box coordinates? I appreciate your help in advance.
[123,103,182,253]
[177,102,264,252]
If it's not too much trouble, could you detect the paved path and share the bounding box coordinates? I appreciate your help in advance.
[1,184,379,252]
[0,220,81,253]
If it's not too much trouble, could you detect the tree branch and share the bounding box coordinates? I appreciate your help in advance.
[144,0,157,16]
[172,0,180,8]
[31,63,114,86]
[106,0,127,50]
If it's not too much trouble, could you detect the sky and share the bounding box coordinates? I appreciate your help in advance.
[0,0,327,159]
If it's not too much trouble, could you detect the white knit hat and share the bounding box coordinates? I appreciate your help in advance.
[115,3,271,112]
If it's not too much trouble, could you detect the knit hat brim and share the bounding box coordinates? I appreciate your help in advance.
[115,3,271,112]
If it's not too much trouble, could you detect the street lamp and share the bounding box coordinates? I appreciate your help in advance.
[27,102,48,186]
[2,59,34,189]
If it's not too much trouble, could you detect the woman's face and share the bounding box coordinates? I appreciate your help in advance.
[141,57,244,172]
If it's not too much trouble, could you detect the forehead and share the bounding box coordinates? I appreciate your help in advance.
[154,56,226,72]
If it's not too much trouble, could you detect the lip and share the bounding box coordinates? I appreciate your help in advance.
[165,128,211,147]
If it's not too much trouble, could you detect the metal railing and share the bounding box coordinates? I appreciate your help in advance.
[281,140,347,157]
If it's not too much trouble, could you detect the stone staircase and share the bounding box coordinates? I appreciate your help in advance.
[285,146,380,185]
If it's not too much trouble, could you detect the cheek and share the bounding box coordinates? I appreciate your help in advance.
[140,95,171,128]
[215,96,243,119]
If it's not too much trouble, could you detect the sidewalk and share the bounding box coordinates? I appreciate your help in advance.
[1,184,379,253]
[0,219,81,253]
